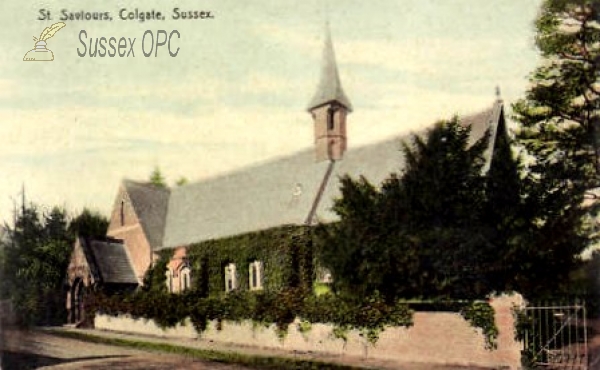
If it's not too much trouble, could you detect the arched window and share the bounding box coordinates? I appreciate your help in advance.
[165,269,173,293]
[249,260,263,291]
[180,265,191,292]
[224,263,237,292]
[327,106,335,130]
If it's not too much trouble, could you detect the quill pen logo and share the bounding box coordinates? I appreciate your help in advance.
[23,22,66,61]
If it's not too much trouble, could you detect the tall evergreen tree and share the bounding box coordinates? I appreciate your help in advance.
[390,118,492,299]
[1,205,74,326]
[319,118,495,301]
[514,0,600,185]
[149,166,168,188]
[480,110,525,293]
[512,0,600,297]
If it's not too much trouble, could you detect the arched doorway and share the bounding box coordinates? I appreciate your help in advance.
[69,278,86,324]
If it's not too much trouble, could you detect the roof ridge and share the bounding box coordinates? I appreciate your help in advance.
[122,179,171,192]
[173,101,502,192]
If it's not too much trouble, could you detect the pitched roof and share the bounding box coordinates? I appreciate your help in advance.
[80,238,138,285]
[158,100,504,249]
[123,180,170,249]
[307,26,353,112]
[460,99,503,173]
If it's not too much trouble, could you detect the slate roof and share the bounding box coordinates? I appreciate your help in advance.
[460,100,503,173]
[307,26,353,112]
[123,180,170,249]
[80,238,138,285]
[156,99,504,249]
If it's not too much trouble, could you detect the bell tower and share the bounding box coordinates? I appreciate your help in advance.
[307,25,352,162]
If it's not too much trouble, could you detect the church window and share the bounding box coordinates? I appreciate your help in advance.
[224,263,237,292]
[120,200,125,226]
[180,265,191,292]
[327,106,335,130]
[165,269,173,293]
[249,260,263,291]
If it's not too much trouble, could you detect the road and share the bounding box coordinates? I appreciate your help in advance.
[0,329,252,370]
[0,328,505,370]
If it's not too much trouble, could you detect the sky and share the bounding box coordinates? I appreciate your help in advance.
[0,0,543,223]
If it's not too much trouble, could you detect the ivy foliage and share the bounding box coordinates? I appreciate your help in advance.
[185,225,314,296]
[91,287,498,349]
[460,301,498,350]
[94,250,414,344]
[141,249,171,294]
[88,228,497,349]
[90,287,414,345]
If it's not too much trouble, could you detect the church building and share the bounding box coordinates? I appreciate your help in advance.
[65,27,508,322]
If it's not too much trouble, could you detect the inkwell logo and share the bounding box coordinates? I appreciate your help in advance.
[23,22,66,61]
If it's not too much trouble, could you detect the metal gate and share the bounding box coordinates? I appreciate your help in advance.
[521,303,588,369]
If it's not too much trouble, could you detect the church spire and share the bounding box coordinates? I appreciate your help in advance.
[307,24,352,112]
[308,24,352,162]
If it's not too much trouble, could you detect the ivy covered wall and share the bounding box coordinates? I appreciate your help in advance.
[90,223,499,349]
[164,225,313,296]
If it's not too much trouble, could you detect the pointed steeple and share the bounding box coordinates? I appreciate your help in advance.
[307,25,352,112]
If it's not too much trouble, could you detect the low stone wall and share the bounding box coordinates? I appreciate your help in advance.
[95,294,524,369]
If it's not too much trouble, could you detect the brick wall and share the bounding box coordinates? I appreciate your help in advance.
[166,247,188,293]
[95,293,524,369]
[107,186,151,284]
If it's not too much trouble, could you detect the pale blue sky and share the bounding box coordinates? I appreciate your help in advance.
[1,0,542,222]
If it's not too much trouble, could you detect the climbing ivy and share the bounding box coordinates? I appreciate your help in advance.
[184,225,314,295]
[90,226,496,348]
[141,249,172,293]
[460,301,498,350]
[89,288,414,344]
[91,290,499,349]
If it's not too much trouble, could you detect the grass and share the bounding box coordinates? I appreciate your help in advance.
[44,329,365,370]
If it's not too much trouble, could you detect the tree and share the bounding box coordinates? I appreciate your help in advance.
[149,166,167,188]
[175,177,189,187]
[511,0,600,297]
[390,117,489,230]
[514,0,600,184]
[68,208,109,238]
[318,118,497,301]
[1,204,73,326]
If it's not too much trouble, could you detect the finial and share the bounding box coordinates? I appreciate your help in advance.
[495,86,502,101]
